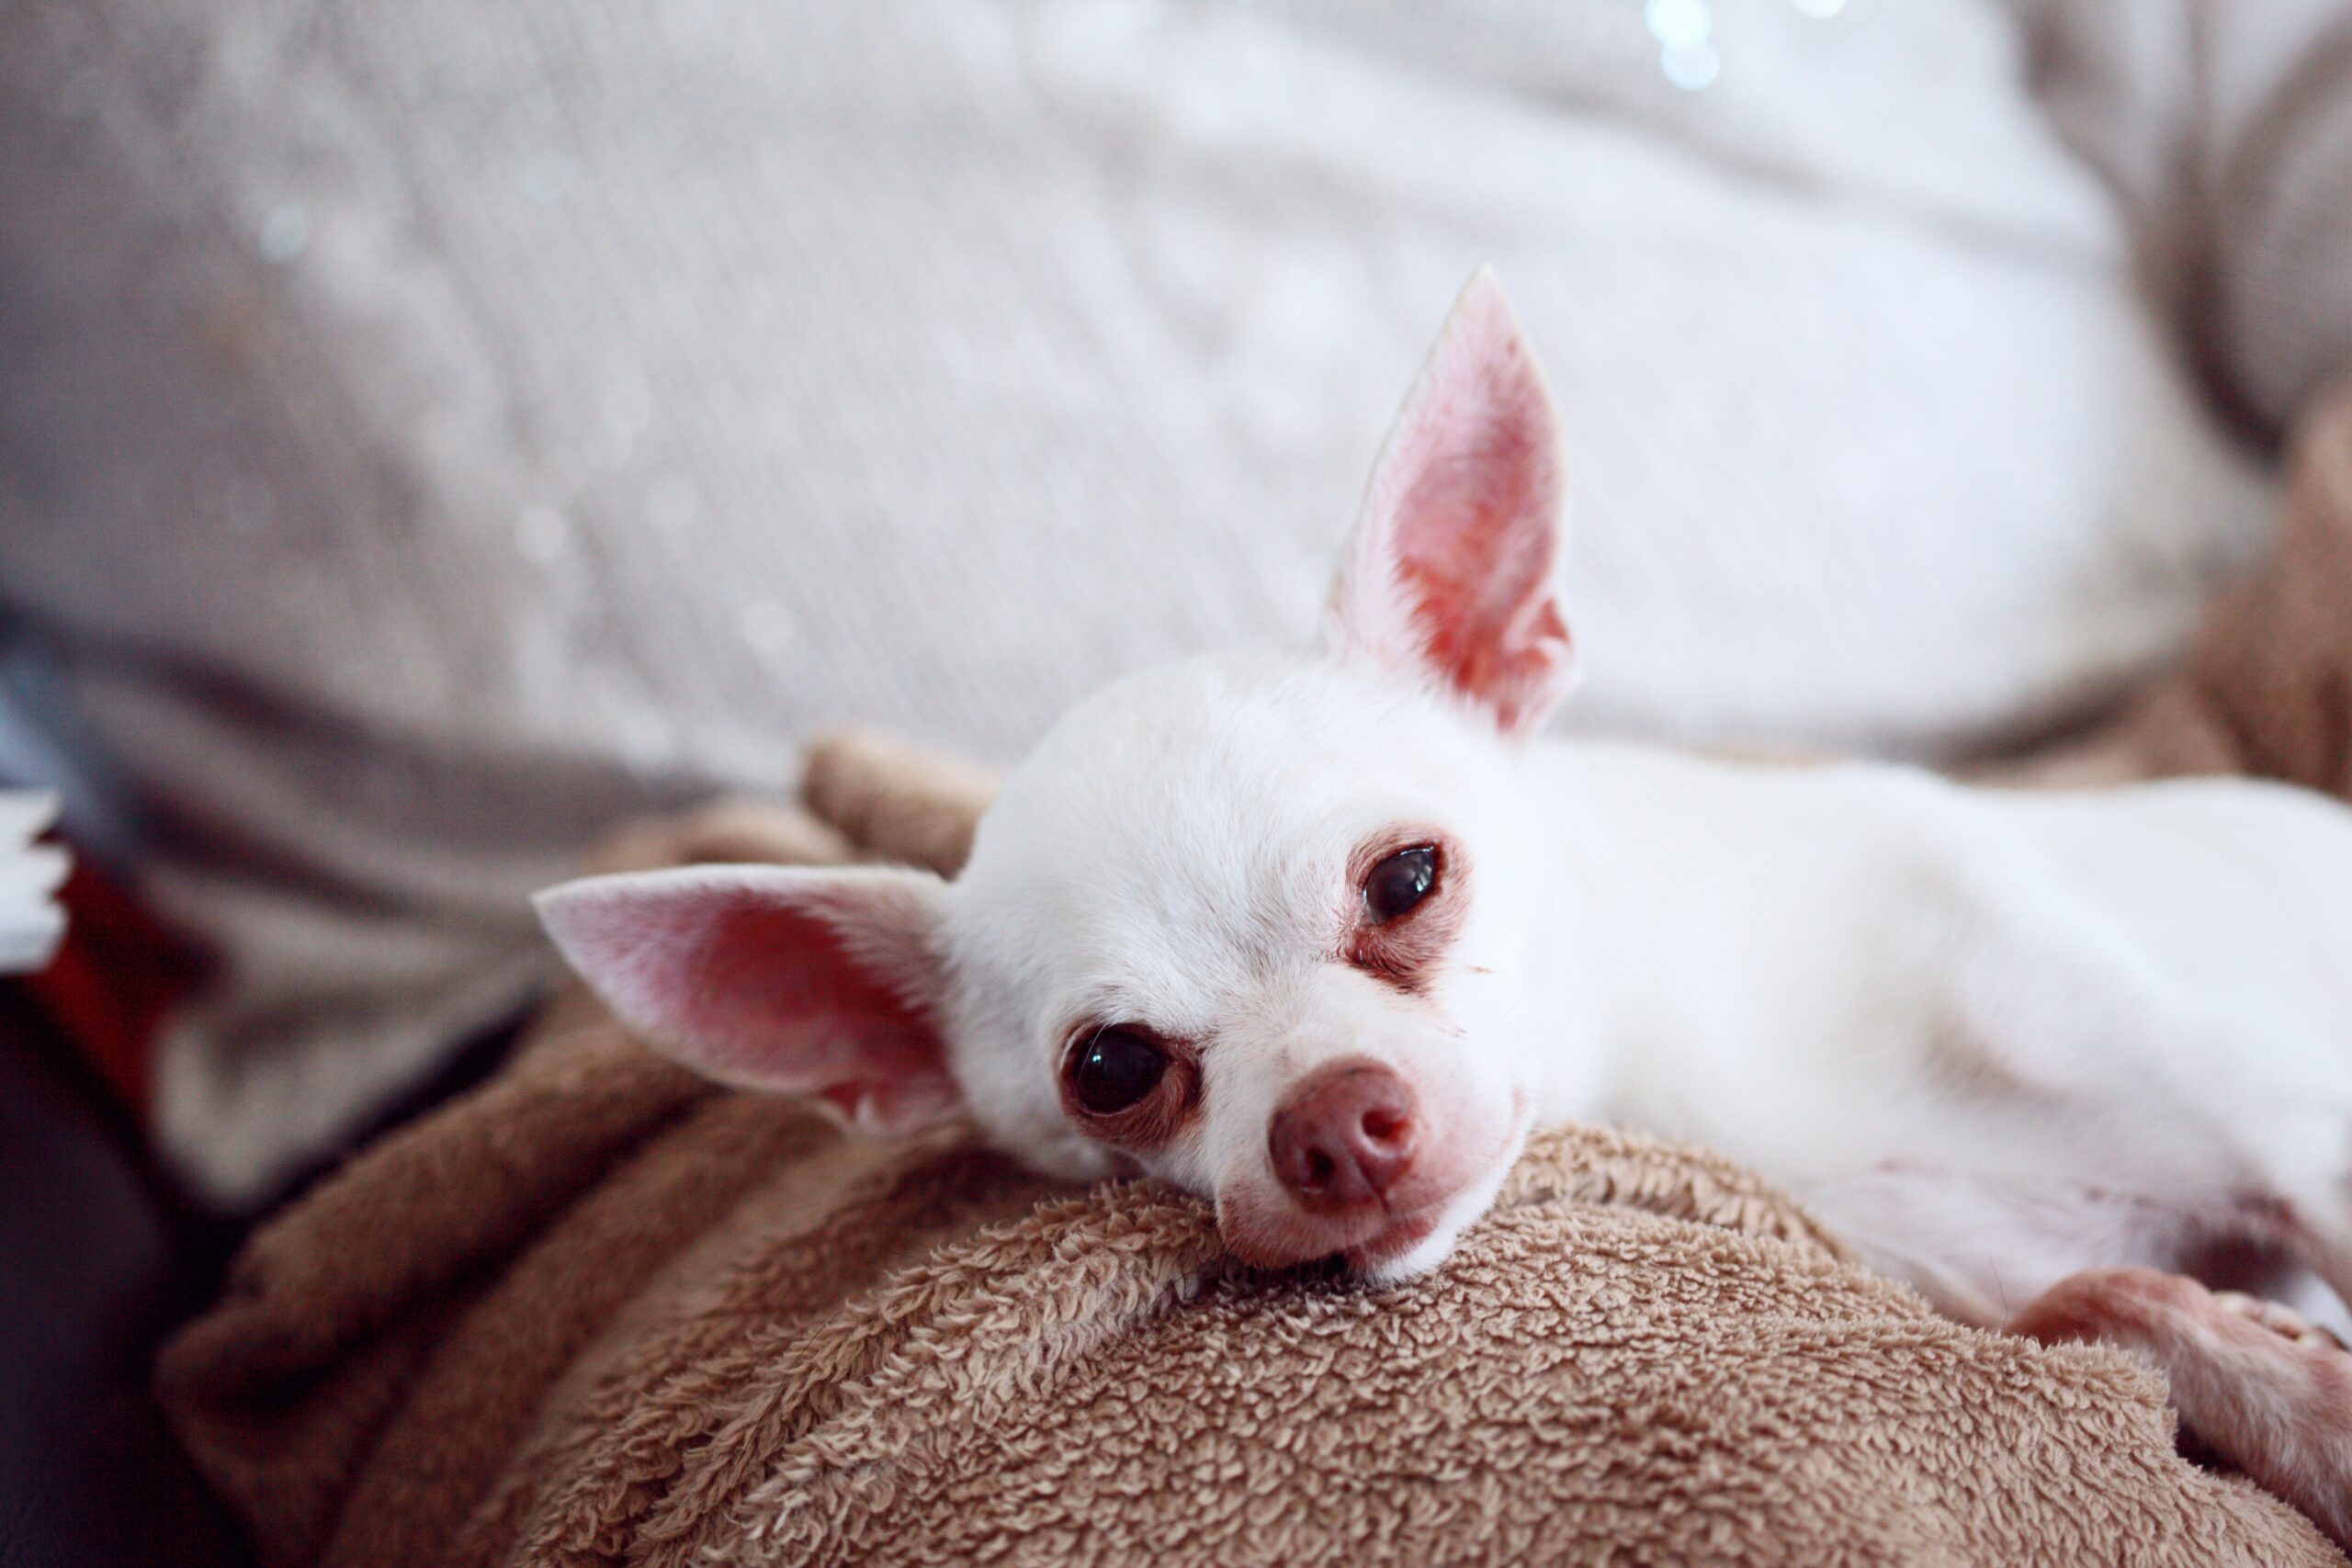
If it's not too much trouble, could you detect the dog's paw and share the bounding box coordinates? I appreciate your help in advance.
[2211,1290,2346,1351]
[2012,1268,2352,1551]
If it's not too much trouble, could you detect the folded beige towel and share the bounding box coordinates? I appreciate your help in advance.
[160,390,2352,1566]
[156,949,2339,1564]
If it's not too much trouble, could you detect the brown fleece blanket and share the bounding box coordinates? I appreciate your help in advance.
[161,389,2352,1568]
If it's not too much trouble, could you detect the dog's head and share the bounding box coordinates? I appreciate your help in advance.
[539,270,1577,1279]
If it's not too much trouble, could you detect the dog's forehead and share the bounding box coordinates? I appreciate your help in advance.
[985,652,1464,867]
[946,651,1481,1003]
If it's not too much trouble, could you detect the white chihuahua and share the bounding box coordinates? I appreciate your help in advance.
[541,272,2352,1540]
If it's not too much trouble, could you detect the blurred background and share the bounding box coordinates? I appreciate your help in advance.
[1,2,2348,1561]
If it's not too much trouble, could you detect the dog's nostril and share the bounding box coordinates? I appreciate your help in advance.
[1268,1060,1419,1212]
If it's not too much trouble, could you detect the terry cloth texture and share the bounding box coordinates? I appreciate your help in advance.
[159,386,2352,1568]
[159,1092,2345,1568]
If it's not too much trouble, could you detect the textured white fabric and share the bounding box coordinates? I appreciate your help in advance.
[0,794,68,976]
[0,0,2330,1200]
[2009,0,2352,434]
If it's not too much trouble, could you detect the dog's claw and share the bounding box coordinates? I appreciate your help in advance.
[2211,1291,2346,1350]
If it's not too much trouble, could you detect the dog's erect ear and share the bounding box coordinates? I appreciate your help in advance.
[534,864,960,1135]
[1326,267,1574,737]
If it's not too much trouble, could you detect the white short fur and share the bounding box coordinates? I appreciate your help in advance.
[538,268,2352,1333]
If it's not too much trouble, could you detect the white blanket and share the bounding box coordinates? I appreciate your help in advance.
[0,0,2343,1200]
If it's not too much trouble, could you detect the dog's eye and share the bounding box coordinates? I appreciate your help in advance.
[1364,845,1439,923]
[1069,1027,1168,1115]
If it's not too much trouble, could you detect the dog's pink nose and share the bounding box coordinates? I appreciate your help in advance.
[1268,1061,1418,1212]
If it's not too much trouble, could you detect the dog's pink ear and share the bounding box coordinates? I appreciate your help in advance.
[1327,267,1574,737]
[534,864,960,1134]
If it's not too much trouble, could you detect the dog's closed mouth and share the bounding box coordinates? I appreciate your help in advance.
[1339,1208,1446,1274]
[1215,1185,1456,1275]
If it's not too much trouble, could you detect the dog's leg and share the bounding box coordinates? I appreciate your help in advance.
[2269,1199,2352,1343]
[2010,1267,2352,1549]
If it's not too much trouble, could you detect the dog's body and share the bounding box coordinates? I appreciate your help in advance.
[542,271,2352,1541]
[1519,739,2352,1331]
[924,649,2352,1316]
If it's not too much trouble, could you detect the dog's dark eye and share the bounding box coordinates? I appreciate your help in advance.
[1364,845,1439,923]
[1070,1028,1168,1115]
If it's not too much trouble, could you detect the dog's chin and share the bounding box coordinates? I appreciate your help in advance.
[1344,1148,1523,1282]
[1216,1147,1520,1283]
[1341,1208,1462,1283]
